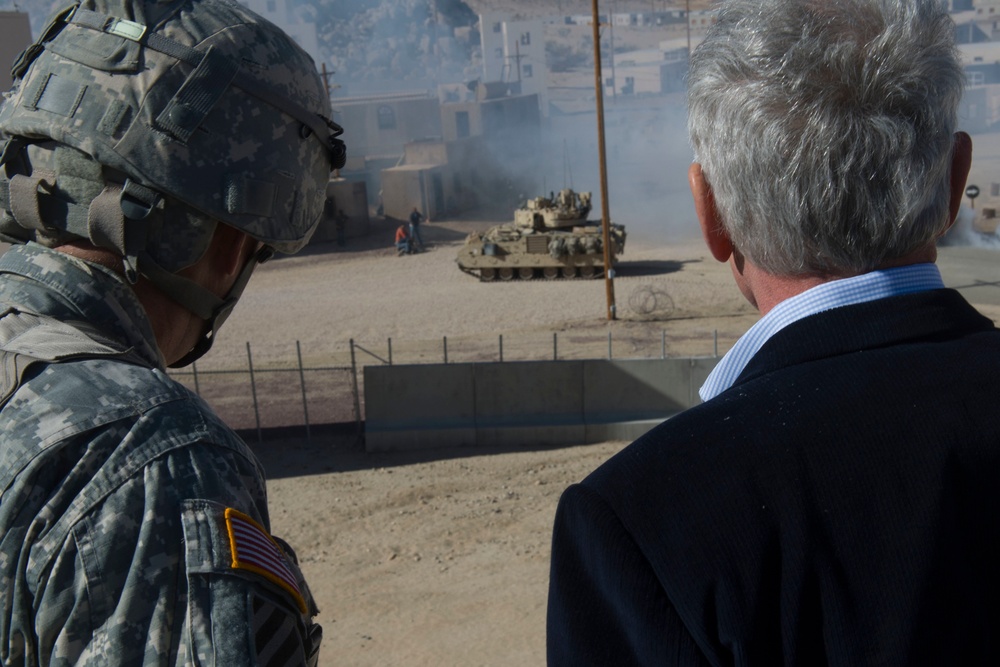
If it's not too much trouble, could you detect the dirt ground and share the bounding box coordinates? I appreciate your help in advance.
[220,222,752,666]
[214,204,1000,666]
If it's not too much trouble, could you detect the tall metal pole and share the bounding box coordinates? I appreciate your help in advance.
[609,0,617,103]
[686,0,692,57]
[591,0,617,320]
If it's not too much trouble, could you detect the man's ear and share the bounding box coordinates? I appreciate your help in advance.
[945,131,973,232]
[689,163,733,262]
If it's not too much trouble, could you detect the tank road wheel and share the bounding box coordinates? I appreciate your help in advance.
[518,267,535,280]
[561,266,578,278]
[480,268,496,282]
[498,267,515,281]
[579,265,596,279]
[542,267,559,280]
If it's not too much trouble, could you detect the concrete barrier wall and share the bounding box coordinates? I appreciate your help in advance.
[364,357,719,451]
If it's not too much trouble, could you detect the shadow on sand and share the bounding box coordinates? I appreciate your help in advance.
[242,424,605,480]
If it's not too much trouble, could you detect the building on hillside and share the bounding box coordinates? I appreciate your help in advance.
[0,11,31,93]
[959,42,1000,133]
[688,9,717,32]
[236,0,321,66]
[964,4,1000,40]
[954,10,993,43]
[479,13,549,115]
[600,39,692,98]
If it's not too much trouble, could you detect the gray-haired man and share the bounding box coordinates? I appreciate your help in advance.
[548,1,1000,664]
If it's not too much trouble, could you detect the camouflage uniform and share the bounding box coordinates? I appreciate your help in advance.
[0,243,320,666]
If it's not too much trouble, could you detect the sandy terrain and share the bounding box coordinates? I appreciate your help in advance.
[217,208,1000,666]
[225,221,752,666]
[209,220,758,371]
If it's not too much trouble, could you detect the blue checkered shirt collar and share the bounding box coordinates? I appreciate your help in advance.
[699,263,945,402]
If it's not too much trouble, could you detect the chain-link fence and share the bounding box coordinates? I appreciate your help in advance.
[167,328,730,443]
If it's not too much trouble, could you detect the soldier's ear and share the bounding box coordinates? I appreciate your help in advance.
[689,163,733,263]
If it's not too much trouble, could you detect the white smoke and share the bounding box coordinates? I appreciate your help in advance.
[939,205,1000,249]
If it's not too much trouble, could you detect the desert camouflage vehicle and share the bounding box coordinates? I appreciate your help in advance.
[457,189,626,280]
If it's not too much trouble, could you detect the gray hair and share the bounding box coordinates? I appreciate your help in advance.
[687,0,964,276]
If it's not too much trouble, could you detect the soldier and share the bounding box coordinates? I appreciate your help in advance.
[408,205,425,251]
[0,0,345,664]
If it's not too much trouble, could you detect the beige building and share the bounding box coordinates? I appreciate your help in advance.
[381,135,511,221]
[333,93,442,159]
[0,11,32,93]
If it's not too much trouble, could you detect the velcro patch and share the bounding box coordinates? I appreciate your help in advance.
[224,507,307,613]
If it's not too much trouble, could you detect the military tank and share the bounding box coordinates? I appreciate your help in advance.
[456,189,626,281]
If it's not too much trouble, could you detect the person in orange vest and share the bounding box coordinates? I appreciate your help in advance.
[395,224,411,255]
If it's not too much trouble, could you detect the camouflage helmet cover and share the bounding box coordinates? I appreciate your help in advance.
[0,0,344,255]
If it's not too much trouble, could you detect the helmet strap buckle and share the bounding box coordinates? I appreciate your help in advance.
[118,179,160,284]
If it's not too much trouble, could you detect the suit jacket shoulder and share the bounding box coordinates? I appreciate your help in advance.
[555,289,1000,665]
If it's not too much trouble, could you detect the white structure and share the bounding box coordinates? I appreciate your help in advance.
[602,38,695,97]
[479,13,549,115]
[237,0,322,68]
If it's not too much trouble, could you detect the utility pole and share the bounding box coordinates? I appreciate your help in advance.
[506,39,524,84]
[591,0,617,321]
[686,0,692,57]
[320,62,339,100]
[609,0,617,102]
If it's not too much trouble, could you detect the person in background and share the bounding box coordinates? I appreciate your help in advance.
[547,1,1000,665]
[0,0,346,664]
[409,205,426,251]
[396,223,412,255]
[336,208,349,247]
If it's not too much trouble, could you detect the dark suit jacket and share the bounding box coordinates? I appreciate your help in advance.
[548,288,1000,666]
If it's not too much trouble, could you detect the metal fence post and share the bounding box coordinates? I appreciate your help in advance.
[296,340,311,442]
[443,336,448,364]
[388,337,393,365]
[553,332,558,361]
[661,330,666,359]
[246,342,262,444]
[499,334,503,362]
[349,338,362,439]
[192,360,201,395]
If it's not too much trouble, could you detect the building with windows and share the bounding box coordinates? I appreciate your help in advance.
[479,13,549,115]
[330,92,442,207]
[958,40,1000,133]
[381,87,543,221]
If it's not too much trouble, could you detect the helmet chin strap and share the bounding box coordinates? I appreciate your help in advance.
[170,246,274,368]
[134,244,273,368]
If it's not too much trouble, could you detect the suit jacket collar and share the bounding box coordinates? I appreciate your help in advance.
[733,288,995,391]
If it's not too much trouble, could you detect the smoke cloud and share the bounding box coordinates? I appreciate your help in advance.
[940,206,1000,249]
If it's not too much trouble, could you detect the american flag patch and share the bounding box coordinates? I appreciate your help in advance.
[224,507,307,614]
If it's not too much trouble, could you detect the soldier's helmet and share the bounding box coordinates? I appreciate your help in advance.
[0,0,345,363]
